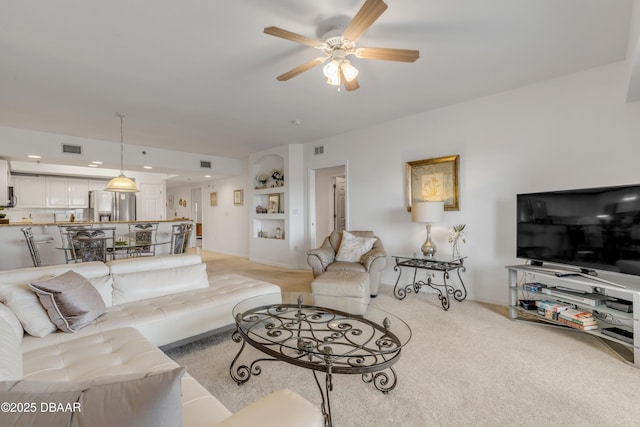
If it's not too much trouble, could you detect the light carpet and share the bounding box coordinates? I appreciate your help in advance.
[165,288,640,426]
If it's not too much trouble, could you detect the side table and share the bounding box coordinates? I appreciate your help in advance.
[393,254,467,310]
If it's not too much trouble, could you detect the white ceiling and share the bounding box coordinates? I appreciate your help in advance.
[0,0,636,171]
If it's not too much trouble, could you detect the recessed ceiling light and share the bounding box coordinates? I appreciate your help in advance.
[88,164,98,168]
[91,161,103,165]
[27,155,41,159]
[204,175,211,178]
[143,166,153,169]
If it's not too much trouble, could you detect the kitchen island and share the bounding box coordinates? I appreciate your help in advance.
[0,219,193,269]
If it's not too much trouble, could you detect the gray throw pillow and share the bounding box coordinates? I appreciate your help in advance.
[29,270,107,333]
[0,367,185,427]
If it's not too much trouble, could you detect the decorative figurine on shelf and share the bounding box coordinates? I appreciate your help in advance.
[271,169,284,187]
[256,174,269,189]
[275,227,282,239]
[448,224,466,259]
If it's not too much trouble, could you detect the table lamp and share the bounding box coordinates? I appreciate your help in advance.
[412,201,444,257]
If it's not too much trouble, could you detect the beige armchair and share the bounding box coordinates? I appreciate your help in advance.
[306,230,387,297]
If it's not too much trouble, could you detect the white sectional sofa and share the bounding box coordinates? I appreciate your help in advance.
[0,254,323,427]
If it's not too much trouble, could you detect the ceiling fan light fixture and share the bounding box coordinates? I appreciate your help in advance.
[340,60,359,82]
[323,60,340,80]
[326,73,341,86]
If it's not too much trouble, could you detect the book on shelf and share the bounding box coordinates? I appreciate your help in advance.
[557,317,598,331]
[540,287,612,307]
[558,309,597,326]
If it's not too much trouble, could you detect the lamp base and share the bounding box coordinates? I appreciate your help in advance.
[421,241,437,257]
[421,223,437,257]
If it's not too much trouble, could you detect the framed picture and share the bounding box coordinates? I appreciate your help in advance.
[234,189,243,206]
[210,192,218,206]
[406,155,459,211]
[268,193,280,214]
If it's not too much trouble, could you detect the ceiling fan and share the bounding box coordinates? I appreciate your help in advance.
[264,0,419,91]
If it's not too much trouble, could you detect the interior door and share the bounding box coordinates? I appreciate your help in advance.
[138,183,164,220]
[333,176,345,232]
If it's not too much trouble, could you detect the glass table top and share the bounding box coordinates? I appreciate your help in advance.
[232,292,412,361]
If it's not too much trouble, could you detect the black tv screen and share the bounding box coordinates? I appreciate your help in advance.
[517,185,640,276]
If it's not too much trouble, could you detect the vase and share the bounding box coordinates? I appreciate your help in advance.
[452,240,461,259]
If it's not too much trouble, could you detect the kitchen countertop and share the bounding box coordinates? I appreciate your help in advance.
[0,218,192,227]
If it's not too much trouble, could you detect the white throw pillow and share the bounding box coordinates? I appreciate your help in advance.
[0,303,24,342]
[0,282,57,338]
[335,231,377,263]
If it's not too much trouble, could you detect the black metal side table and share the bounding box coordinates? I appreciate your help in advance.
[393,254,467,310]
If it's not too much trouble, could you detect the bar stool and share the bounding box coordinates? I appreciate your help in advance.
[70,229,107,263]
[170,223,194,254]
[21,227,42,267]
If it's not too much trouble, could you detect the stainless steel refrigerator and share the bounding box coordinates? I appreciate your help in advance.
[89,190,136,221]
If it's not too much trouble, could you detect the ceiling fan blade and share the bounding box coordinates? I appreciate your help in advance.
[355,47,420,62]
[276,57,326,81]
[340,68,360,92]
[343,0,388,42]
[264,26,324,48]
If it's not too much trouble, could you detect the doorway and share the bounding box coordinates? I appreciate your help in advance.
[313,165,346,246]
[191,187,202,249]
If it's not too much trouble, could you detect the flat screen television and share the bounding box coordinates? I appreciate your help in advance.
[517,184,640,276]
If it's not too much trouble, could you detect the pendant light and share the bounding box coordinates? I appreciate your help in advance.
[105,113,138,192]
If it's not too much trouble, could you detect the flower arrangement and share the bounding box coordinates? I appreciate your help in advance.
[256,174,269,188]
[271,169,284,186]
[448,224,466,258]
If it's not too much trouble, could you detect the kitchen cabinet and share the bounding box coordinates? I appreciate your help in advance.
[88,180,109,192]
[14,176,90,209]
[14,176,45,208]
[46,177,68,207]
[68,179,89,208]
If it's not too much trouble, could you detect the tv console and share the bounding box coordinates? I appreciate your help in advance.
[507,264,640,367]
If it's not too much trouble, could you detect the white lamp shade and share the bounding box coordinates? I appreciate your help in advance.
[412,201,444,223]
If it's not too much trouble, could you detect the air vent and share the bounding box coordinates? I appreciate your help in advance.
[314,145,324,155]
[61,143,82,155]
[200,160,212,169]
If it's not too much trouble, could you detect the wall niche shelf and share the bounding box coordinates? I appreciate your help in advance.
[248,145,303,268]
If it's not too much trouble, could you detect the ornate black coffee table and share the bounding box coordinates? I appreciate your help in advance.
[230,292,412,427]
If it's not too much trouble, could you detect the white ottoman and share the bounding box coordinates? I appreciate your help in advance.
[311,271,370,315]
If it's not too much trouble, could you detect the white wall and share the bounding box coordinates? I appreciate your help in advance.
[166,185,193,220]
[202,175,249,257]
[304,61,640,305]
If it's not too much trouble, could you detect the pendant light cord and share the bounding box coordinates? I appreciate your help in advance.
[117,113,125,174]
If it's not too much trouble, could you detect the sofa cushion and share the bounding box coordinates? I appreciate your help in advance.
[29,271,107,333]
[112,262,209,305]
[335,230,377,263]
[88,275,113,307]
[0,302,23,342]
[0,282,57,338]
[0,314,23,381]
[0,367,185,427]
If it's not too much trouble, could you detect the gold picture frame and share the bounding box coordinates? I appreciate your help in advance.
[268,194,280,214]
[406,155,459,211]
[234,189,243,206]
[210,192,218,206]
